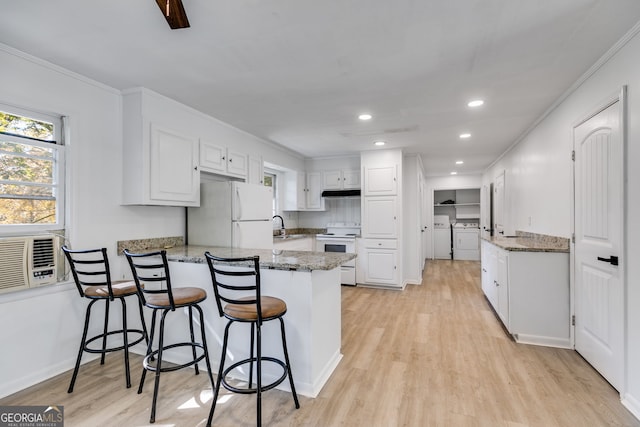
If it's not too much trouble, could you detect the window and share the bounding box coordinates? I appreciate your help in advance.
[263,172,276,216]
[0,105,64,231]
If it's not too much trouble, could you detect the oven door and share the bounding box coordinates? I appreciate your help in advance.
[316,238,357,285]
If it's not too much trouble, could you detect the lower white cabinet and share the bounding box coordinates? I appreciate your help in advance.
[357,239,401,288]
[480,239,570,348]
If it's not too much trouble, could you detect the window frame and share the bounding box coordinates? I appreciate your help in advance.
[0,104,65,234]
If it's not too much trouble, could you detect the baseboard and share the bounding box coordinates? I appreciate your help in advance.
[622,392,640,421]
[513,333,572,349]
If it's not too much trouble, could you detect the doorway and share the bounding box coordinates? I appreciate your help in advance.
[573,88,625,391]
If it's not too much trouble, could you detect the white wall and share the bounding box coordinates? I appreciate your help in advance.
[0,44,304,398]
[481,26,640,419]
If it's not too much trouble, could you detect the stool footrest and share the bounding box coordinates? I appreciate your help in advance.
[143,342,206,373]
[221,356,288,395]
[84,329,146,354]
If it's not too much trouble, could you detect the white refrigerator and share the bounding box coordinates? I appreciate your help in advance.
[187,181,274,249]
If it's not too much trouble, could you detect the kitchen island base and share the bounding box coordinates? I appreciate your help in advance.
[158,262,343,398]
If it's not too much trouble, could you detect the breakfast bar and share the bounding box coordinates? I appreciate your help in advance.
[143,245,356,398]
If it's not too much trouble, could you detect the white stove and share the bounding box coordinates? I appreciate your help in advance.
[316,222,361,240]
[315,223,360,285]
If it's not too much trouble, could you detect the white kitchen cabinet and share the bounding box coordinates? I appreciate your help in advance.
[481,239,570,348]
[122,89,200,206]
[363,165,398,196]
[496,249,509,325]
[283,171,324,211]
[247,155,264,185]
[199,139,247,178]
[323,169,360,190]
[361,239,399,286]
[362,196,398,238]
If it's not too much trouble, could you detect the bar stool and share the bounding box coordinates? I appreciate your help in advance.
[62,246,148,393]
[124,249,214,424]
[204,253,299,427]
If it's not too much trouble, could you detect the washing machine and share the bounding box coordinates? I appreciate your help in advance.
[453,222,480,260]
[434,215,452,259]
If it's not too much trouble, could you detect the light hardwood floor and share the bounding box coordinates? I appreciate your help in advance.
[2,260,638,426]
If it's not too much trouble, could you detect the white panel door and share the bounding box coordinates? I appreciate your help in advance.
[363,197,397,238]
[574,98,623,390]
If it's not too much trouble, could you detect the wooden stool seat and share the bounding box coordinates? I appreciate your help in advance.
[144,287,207,308]
[224,296,287,321]
[83,280,138,298]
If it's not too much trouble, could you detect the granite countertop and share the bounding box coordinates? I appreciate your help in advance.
[159,245,356,272]
[483,231,569,253]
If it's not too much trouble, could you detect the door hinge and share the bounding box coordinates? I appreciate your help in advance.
[571,233,575,243]
[572,315,575,326]
[571,150,575,161]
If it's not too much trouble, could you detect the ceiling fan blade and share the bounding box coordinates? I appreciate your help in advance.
[155,0,190,29]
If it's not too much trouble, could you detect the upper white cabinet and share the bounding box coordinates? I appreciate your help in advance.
[323,169,360,190]
[362,196,398,238]
[247,155,264,185]
[199,139,247,178]
[122,89,200,206]
[363,165,397,196]
[283,171,324,211]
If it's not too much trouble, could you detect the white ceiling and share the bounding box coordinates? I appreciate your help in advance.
[2,1,640,176]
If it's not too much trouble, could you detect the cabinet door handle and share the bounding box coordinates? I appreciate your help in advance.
[222,156,226,160]
[229,158,233,162]
[597,255,619,266]
[194,166,198,171]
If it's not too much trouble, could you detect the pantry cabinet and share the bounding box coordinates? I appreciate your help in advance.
[359,149,403,288]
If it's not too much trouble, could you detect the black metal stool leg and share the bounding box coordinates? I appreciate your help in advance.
[249,322,255,389]
[119,297,131,388]
[100,298,111,365]
[279,318,300,408]
[139,309,158,394]
[137,296,149,347]
[256,321,262,427]
[207,320,232,427]
[149,309,169,423]
[68,300,96,393]
[188,305,200,375]
[195,305,215,388]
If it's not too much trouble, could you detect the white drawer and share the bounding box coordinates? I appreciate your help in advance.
[363,239,397,249]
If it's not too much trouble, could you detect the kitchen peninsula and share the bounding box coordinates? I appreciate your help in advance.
[118,241,356,398]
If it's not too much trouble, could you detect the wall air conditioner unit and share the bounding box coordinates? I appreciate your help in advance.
[0,235,59,295]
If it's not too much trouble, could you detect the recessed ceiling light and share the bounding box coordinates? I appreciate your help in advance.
[450,171,458,175]
[459,133,471,139]
[456,160,464,165]
[374,140,385,146]
[359,113,372,120]
[467,99,484,107]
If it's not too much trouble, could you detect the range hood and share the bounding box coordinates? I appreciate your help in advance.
[321,189,361,198]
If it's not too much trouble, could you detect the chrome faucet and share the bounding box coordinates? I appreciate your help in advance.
[273,215,286,236]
